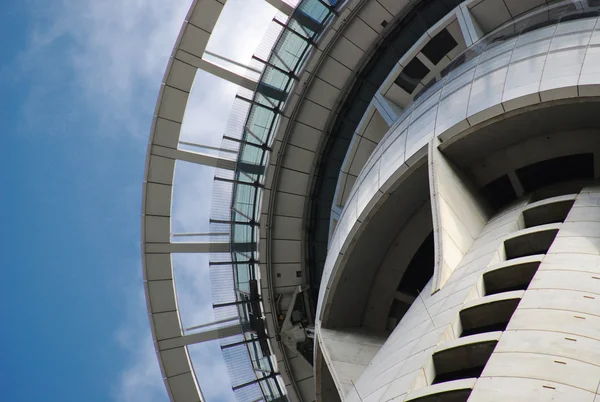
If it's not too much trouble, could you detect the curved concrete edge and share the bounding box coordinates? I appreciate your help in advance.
[522,193,578,213]
[316,12,600,326]
[502,222,562,242]
[461,290,524,313]
[522,194,577,227]
[468,376,596,401]
[502,223,561,259]
[141,1,225,401]
[429,135,490,293]
[433,331,502,358]
[432,331,500,381]
[483,254,545,275]
[405,378,477,402]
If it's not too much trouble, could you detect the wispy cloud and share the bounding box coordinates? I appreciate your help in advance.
[21,0,277,400]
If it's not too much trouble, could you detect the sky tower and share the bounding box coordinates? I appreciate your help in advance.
[142,0,600,400]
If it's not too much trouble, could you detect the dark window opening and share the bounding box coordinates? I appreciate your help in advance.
[480,175,517,211]
[422,29,458,65]
[516,153,594,193]
[387,232,434,328]
[523,199,575,228]
[504,228,558,260]
[398,232,435,296]
[460,298,520,337]
[460,322,509,337]
[432,340,497,385]
[395,58,430,94]
[433,366,486,384]
[484,261,540,296]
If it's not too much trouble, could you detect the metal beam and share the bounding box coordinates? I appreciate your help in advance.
[175,50,258,91]
[374,93,402,126]
[264,0,294,16]
[158,322,243,351]
[145,241,256,254]
[456,5,483,46]
[151,144,237,170]
[145,242,230,254]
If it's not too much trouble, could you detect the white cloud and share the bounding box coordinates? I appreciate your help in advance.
[22,0,278,400]
[113,276,167,402]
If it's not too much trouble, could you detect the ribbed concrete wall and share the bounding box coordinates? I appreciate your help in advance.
[340,193,525,401]
[470,186,600,401]
[333,186,600,401]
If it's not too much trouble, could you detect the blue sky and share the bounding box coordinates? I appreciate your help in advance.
[0,0,275,401]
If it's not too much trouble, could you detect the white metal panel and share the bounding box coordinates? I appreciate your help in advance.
[287,122,322,152]
[145,215,171,243]
[145,254,173,281]
[376,0,410,17]
[167,373,202,402]
[282,145,316,174]
[316,55,353,90]
[357,0,393,34]
[304,77,341,111]
[165,59,197,93]
[295,99,330,131]
[144,182,172,217]
[179,24,211,57]
[503,0,545,18]
[158,86,189,123]
[188,0,223,32]
[272,239,302,263]
[468,0,512,33]
[272,216,303,241]
[147,155,176,186]
[152,118,181,149]
[276,168,309,196]
[147,280,178,313]
[153,311,183,340]
[328,35,364,71]
[343,16,378,52]
[160,347,192,378]
[274,192,306,218]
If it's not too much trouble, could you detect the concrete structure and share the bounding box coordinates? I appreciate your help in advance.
[142,0,600,401]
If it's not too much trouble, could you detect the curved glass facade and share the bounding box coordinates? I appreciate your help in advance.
[211,1,341,400]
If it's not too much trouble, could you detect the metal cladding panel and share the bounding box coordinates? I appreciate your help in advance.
[288,122,322,152]
[277,168,310,196]
[272,216,303,241]
[147,280,178,313]
[147,155,176,186]
[343,16,379,52]
[161,347,192,377]
[188,0,223,32]
[503,0,545,18]
[328,35,365,70]
[145,215,171,243]
[358,0,394,33]
[468,0,512,33]
[305,77,341,111]
[165,59,197,93]
[282,145,317,174]
[316,56,353,90]
[157,86,189,123]
[144,182,172,217]
[274,192,306,218]
[179,24,211,57]
[153,311,183,341]
[152,118,181,149]
[167,373,202,402]
[145,254,173,281]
